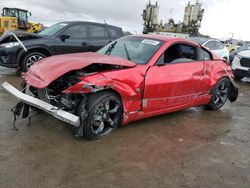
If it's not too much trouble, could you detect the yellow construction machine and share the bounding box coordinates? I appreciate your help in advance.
[0,7,43,35]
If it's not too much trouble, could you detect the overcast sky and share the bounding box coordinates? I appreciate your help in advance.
[0,0,249,40]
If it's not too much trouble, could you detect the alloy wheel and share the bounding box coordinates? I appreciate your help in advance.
[91,99,121,136]
[26,54,44,69]
[212,81,229,108]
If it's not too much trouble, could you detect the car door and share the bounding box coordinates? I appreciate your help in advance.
[88,24,112,52]
[56,23,90,54]
[143,43,205,113]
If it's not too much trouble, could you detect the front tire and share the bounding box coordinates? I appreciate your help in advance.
[21,52,46,72]
[78,91,123,140]
[205,78,230,110]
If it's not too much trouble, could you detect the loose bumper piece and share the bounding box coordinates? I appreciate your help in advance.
[1,82,80,127]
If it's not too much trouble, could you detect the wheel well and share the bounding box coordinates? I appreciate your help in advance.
[19,48,52,65]
[87,89,122,102]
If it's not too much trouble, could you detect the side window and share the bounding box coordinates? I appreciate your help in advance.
[89,25,109,38]
[108,27,118,37]
[161,43,198,64]
[62,24,87,39]
[201,48,212,60]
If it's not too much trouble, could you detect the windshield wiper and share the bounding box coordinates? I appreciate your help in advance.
[105,41,117,55]
[123,43,131,61]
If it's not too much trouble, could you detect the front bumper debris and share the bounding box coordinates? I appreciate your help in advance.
[1,82,80,127]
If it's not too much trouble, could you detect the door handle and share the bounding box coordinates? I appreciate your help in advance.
[82,42,88,47]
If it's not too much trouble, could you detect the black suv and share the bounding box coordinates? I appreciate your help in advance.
[0,21,124,71]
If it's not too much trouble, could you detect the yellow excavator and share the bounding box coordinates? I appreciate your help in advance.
[0,7,43,36]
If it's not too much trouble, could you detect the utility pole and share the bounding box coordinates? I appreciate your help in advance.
[229,33,234,43]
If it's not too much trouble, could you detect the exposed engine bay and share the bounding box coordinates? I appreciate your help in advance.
[24,63,128,114]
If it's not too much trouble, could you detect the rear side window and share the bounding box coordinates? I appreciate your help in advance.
[62,24,87,39]
[89,25,109,38]
[201,48,212,60]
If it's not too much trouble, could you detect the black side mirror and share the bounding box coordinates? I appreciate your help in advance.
[60,35,70,42]
[29,12,32,16]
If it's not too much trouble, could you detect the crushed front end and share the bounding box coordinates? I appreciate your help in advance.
[1,58,136,137]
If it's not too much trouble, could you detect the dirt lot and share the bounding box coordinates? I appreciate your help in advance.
[0,67,250,188]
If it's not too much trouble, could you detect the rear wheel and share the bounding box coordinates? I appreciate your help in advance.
[78,91,123,140]
[21,52,46,72]
[205,78,230,110]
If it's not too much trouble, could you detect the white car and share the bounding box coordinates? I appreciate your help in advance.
[231,50,250,80]
[190,37,230,61]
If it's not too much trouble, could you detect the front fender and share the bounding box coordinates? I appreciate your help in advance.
[17,45,54,65]
[63,72,143,113]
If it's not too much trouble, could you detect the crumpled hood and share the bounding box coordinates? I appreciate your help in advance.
[23,52,136,88]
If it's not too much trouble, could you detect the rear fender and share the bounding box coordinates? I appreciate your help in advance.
[205,61,234,86]
[206,61,238,102]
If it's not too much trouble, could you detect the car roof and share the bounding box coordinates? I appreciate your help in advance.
[56,21,122,29]
[134,34,200,46]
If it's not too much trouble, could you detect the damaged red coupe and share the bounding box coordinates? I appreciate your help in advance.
[2,35,238,140]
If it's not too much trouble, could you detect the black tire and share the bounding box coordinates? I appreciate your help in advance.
[234,75,244,81]
[78,91,123,140]
[21,52,46,72]
[205,78,230,111]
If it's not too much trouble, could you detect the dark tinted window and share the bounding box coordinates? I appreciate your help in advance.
[179,45,196,58]
[108,27,118,37]
[62,24,87,39]
[90,25,109,38]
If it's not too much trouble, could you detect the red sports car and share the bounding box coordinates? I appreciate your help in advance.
[2,35,238,140]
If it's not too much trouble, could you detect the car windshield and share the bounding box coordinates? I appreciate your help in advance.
[190,37,209,45]
[98,36,163,65]
[38,23,68,36]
